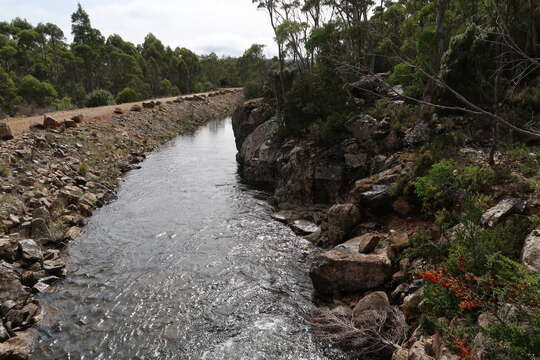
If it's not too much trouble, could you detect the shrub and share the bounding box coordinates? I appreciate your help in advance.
[413,159,456,210]
[320,113,348,146]
[52,96,73,111]
[85,89,114,107]
[18,75,58,106]
[243,80,265,99]
[115,87,140,104]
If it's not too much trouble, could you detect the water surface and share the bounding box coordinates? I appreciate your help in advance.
[34,118,339,360]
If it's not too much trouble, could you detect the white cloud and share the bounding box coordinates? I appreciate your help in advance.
[0,0,277,57]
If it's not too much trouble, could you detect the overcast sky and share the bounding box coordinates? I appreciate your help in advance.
[0,0,277,57]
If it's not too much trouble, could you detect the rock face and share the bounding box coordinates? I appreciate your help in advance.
[232,98,273,150]
[310,250,392,296]
[522,229,540,272]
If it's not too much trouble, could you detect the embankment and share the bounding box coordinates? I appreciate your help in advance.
[0,89,242,359]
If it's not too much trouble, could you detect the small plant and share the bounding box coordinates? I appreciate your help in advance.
[0,165,11,177]
[79,162,89,177]
[85,89,115,107]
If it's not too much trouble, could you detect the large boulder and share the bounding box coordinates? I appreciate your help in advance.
[326,203,361,247]
[310,250,392,296]
[481,197,524,227]
[0,123,13,141]
[522,229,540,272]
[232,98,273,150]
[237,119,279,184]
[353,291,390,318]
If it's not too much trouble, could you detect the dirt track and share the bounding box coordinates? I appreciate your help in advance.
[1,89,241,137]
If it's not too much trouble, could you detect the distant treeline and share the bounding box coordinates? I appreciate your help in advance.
[0,3,270,116]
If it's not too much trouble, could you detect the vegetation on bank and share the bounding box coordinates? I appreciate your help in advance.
[248,0,539,358]
[0,3,269,117]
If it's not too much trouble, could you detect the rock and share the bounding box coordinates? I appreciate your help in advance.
[64,226,81,241]
[142,101,155,108]
[481,197,524,227]
[237,119,279,184]
[285,220,317,235]
[232,98,273,151]
[401,287,424,316]
[32,281,50,293]
[521,229,540,273]
[42,258,65,276]
[63,119,77,128]
[351,161,414,202]
[113,107,123,114]
[334,233,383,254]
[348,73,388,102]
[0,238,18,262]
[353,291,390,318]
[310,250,392,296]
[31,207,50,223]
[0,261,27,303]
[30,218,51,243]
[359,184,390,208]
[43,115,60,129]
[18,239,42,263]
[0,328,36,360]
[130,104,142,112]
[5,302,39,328]
[393,198,413,216]
[344,153,368,169]
[0,321,8,341]
[0,123,13,141]
[326,203,361,247]
[408,337,434,360]
[404,121,430,146]
[71,114,83,123]
[392,348,409,360]
[271,211,295,224]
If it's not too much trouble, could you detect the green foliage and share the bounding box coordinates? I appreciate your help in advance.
[0,69,20,115]
[85,89,114,107]
[52,96,73,111]
[320,113,348,146]
[369,98,420,132]
[18,75,57,106]
[413,159,456,210]
[115,87,140,104]
[388,63,422,97]
[243,80,265,99]
[403,232,449,265]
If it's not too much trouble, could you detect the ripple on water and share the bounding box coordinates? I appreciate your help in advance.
[33,118,346,360]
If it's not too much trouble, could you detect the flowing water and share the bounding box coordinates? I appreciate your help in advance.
[33,117,342,360]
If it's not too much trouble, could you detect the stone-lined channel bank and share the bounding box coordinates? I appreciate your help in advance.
[31,117,340,359]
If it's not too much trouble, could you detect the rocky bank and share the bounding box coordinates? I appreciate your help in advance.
[0,89,242,359]
[232,94,540,360]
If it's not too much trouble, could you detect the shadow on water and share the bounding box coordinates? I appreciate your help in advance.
[33,117,346,360]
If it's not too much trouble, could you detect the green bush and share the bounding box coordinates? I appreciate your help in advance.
[115,87,140,104]
[18,75,58,106]
[320,113,348,146]
[85,89,114,107]
[413,159,456,210]
[52,96,73,111]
